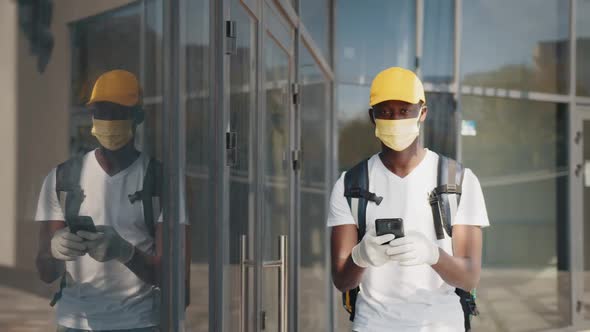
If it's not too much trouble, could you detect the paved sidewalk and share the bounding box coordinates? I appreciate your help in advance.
[0,285,54,332]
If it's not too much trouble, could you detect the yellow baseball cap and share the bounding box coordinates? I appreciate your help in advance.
[87,70,140,107]
[369,67,425,106]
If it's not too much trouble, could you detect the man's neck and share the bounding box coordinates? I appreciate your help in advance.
[95,143,140,176]
[378,141,426,178]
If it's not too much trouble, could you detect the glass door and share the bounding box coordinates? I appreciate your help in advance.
[580,109,590,323]
[226,1,295,331]
[227,1,258,331]
[259,3,295,330]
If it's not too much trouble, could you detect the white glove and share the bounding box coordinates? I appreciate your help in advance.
[51,227,87,261]
[386,230,440,266]
[351,233,396,268]
[78,226,135,264]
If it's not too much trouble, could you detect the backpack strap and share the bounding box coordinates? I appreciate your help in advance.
[55,156,85,225]
[128,158,162,238]
[429,155,464,239]
[341,158,382,321]
[51,155,85,307]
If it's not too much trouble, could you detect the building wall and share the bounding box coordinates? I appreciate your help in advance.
[0,0,19,268]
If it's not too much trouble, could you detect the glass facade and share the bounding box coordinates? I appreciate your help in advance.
[462,96,570,330]
[578,0,590,96]
[461,0,570,94]
[2,0,590,331]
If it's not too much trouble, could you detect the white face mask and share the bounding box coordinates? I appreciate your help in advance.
[374,112,422,151]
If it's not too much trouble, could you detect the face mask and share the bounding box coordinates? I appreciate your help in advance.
[374,112,422,151]
[91,118,134,151]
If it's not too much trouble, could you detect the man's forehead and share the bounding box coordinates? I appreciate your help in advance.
[374,100,420,108]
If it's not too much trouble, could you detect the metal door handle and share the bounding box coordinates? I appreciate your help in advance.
[260,236,288,332]
[240,235,255,332]
[242,235,288,332]
[279,235,287,332]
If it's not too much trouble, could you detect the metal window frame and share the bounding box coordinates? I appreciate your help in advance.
[161,0,187,331]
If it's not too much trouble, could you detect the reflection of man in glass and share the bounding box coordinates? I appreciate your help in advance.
[35,70,165,331]
[328,67,490,331]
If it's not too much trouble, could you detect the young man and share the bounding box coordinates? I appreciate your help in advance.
[35,70,172,331]
[329,67,490,332]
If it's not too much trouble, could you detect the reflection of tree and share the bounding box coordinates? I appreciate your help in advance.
[462,38,569,94]
[338,117,380,171]
[462,96,567,179]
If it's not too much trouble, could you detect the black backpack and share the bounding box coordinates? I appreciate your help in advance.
[341,154,479,331]
[49,155,162,306]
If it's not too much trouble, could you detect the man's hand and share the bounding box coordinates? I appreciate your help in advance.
[78,226,135,264]
[351,233,396,268]
[51,227,87,261]
[386,230,440,266]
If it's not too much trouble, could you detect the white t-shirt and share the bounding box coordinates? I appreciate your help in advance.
[327,150,490,332]
[35,150,160,330]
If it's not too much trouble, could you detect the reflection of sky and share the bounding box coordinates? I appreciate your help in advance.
[336,0,415,84]
[300,0,330,60]
[461,0,569,76]
[579,0,590,37]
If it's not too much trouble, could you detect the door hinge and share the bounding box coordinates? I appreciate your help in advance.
[226,131,237,166]
[292,149,301,171]
[261,310,267,330]
[575,131,582,145]
[292,82,299,105]
[225,20,236,55]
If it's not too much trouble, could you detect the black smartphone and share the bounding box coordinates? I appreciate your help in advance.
[375,218,404,244]
[69,216,97,234]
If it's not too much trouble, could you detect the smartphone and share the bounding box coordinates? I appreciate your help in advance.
[375,218,404,244]
[69,216,97,234]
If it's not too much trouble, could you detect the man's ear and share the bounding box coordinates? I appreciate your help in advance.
[368,108,375,125]
[419,106,428,123]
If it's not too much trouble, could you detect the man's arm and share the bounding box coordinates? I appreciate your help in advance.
[330,224,365,292]
[431,225,483,291]
[122,223,191,288]
[36,220,66,284]
[123,223,164,286]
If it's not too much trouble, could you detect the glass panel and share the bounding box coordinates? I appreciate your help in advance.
[336,83,380,172]
[577,0,590,96]
[184,0,210,330]
[584,119,590,320]
[336,0,416,85]
[2,1,170,330]
[264,1,293,55]
[299,47,329,331]
[227,1,257,331]
[462,96,570,331]
[144,0,164,98]
[70,4,141,156]
[461,0,569,94]
[300,0,330,60]
[422,0,454,84]
[423,92,456,158]
[262,33,291,332]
